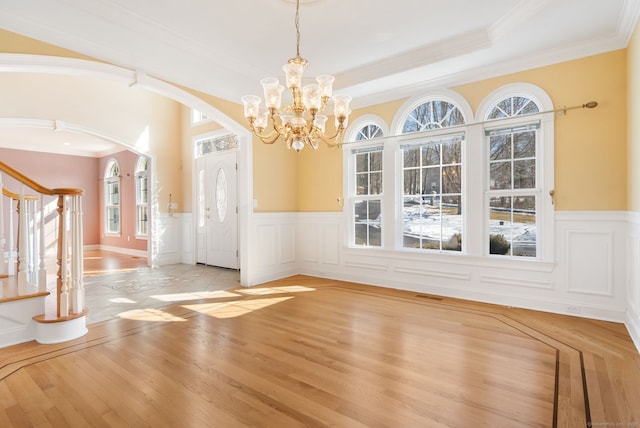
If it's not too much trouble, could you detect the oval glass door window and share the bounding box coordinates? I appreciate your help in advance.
[216,168,228,222]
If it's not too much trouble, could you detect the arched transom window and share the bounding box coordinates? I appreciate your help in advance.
[487,96,540,120]
[402,100,465,133]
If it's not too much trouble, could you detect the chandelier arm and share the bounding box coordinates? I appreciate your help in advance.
[255,131,281,145]
[311,129,341,147]
[248,120,281,145]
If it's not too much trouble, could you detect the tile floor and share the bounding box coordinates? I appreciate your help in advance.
[83,263,240,324]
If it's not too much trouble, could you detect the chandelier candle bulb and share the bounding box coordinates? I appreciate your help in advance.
[261,78,284,109]
[241,95,261,118]
[313,115,328,133]
[302,84,322,110]
[240,0,352,152]
[316,75,335,98]
[283,62,304,89]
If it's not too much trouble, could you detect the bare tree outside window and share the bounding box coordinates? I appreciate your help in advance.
[351,123,384,247]
[400,99,464,252]
[486,96,539,257]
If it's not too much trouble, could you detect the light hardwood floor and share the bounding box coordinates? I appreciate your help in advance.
[0,260,639,427]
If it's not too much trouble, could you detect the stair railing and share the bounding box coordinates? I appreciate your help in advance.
[1,161,84,318]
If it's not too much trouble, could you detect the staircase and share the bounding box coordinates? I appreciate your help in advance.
[1,161,87,347]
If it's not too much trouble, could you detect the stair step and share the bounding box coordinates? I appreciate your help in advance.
[1,276,48,304]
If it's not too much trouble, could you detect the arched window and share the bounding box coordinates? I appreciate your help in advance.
[104,159,120,235]
[345,116,387,247]
[135,156,149,237]
[478,84,554,260]
[401,99,465,133]
[487,96,539,119]
[397,96,467,252]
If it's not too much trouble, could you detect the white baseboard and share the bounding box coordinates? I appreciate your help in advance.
[626,308,640,354]
[94,244,148,258]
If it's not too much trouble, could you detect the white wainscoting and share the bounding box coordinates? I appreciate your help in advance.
[181,213,194,265]
[249,212,299,285]
[153,213,183,266]
[627,212,640,352]
[163,210,637,351]
[294,211,629,323]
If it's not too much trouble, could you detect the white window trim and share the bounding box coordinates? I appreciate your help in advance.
[344,114,389,143]
[477,83,555,262]
[390,88,474,135]
[193,129,238,158]
[343,115,389,249]
[343,138,386,249]
[191,108,212,126]
[134,156,149,239]
[341,85,554,265]
[104,158,121,237]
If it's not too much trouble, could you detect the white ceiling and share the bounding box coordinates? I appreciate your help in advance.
[0,0,639,156]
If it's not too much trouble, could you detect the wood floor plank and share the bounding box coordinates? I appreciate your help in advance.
[1,273,639,427]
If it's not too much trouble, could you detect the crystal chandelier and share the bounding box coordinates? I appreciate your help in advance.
[241,0,352,152]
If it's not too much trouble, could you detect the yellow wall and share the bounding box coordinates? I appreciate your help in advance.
[296,99,404,212]
[0,29,298,213]
[299,51,628,212]
[176,87,298,213]
[179,104,223,213]
[0,29,630,213]
[455,50,627,211]
[629,21,640,212]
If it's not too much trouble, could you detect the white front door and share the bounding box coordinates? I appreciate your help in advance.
[196,151,238,269]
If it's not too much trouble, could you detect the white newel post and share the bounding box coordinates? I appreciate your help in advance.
[58,195,69,317]
[17,186,28,294]
[38,193,47,293]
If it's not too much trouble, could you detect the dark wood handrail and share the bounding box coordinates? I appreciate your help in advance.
[0,160,82,197]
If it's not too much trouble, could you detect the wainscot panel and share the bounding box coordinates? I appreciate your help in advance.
[294,211,628,323]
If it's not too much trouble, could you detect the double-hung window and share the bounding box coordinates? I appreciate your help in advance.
[485,96,541,257]
[353,146,383,246]
[104,159,120,235]
[347,120,386,247]
[344,85,553,261]
[400,99,465,252]
[135,156,149,237]
[402,134,463,251]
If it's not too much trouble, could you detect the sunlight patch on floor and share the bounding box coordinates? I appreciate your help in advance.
[109,297,137,304]
[183,296,293,318]
[118,308,187,322]
[151,290,240,302]
[236,285,316,295]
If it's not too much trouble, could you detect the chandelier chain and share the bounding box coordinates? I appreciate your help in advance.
[295,0,301,58]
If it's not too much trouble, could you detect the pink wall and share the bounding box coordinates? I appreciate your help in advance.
[98,150,148,252]
[1,148,149,252]
[1,148,100,245]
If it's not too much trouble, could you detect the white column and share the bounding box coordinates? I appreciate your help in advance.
[38,193,47,293]
[71,195,80,313]
[29,198,36,283]
[59,195,69,317]
[8,198,15,276]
